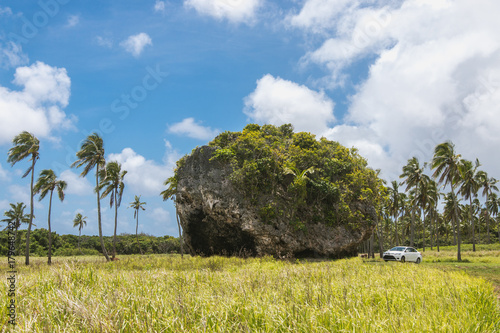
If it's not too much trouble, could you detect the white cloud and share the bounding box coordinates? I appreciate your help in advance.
[8,184,43,209]
[167,118,219,140]
[0,162,9,182]
[0,7,13,16]
[59,170,93,196]
[0,61,73,145]
[108,142,179,196]
[95,36,113,48]
[244,74,335,135]
[184,0,261,24]
[154,0,166,13]
[287,0,500,181]
[120,33,152,57]
[148,207,170,223]
[0,41,29,69]
[66,15,80,27]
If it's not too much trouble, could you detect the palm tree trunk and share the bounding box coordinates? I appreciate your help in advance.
[96,165,110,261]
[47,190,53,265]
[393,214,399,245]
[470,197,476,252]
[421,208,426,252]
[78,229,82,255]
[452,190,461,261]
[136,210,143,255]
[25,158,36,265]
[175,203,183,258]
[486,213,490,244]
[410,207,415,247]
[112,191,118,259]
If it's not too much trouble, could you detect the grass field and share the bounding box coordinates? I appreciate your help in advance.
[1,248,499,332]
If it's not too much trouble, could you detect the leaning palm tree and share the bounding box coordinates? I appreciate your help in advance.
[34,169,67,265]
[400,157,426,247]
[71,133,110,261]
[7,131,40,265]
[73,213,87,254]
[129,195,146,254]
[99,161,127,259]
[1,202,30,250]
[162,176,184,257]
[431,141,463,261]
[458,159,480,251]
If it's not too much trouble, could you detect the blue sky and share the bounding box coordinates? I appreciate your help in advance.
[1,0,500,237]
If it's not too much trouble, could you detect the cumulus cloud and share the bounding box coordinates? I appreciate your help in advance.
[0,41,29,69]
[108,142,179,196]
[167,118,219,140]
[120,33,152,57]
[184,0,261,24]
[244,74,335,135]
[59,170,93,196]
[286,0,500,180]
[0,61,73,145]
[0,162,9,182]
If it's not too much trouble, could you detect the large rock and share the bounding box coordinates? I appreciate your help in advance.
[176,146,375,258]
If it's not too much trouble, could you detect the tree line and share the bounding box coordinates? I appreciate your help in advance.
[2,131,173,265]
[368,141,500,261]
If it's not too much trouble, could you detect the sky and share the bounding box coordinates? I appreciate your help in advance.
[1,0,499,237]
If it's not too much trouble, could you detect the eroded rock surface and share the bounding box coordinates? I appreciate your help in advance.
[176,146,375,258]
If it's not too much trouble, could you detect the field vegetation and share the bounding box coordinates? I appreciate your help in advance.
[2,250,499,332]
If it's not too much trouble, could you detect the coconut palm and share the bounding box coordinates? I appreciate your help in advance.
[458,159,480,251]
[34,169,67,265]
[431,141,463,261]
[162,176,184,257]
[71,133,110,261]
[388,181,402,245]
[7,131,40,265]
[129,195,146,254]
[400,157,426,247]
[73,213,87,254]
[425,179,440,251]
[1,202,30,250]
[476,171,498,243]
[486,193,499,244]
[99,161,127,259]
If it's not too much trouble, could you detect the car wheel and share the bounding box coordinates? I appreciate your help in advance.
[416,258,421,264]
[400,256,405,263]
[384,260,388,262]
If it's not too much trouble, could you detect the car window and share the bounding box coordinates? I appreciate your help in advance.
[390,247,406,251]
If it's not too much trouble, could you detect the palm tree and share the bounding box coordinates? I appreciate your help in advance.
[34,169,67,265]
[431,141,463,261]
[129,195,146,254]
[486,193,499,244]
[400,157,426,247]
[71,133,110,261]
[458,159,480,251]
[476,171,498,243]
[99,161,127,259]
[425,179,440,251]
[162,176,184,257]
[73,213,87,254]
[1,202,30,250]
[7,131,40,265]
[388,181,402,245]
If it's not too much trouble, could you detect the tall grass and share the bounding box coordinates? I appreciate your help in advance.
[1,255,499,332]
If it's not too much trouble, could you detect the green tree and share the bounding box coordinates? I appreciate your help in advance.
[73,213,87,253]
[400,157,426,247]
[71,133,110,261]
[431,141,463,261]
[387,181,402,245]
[1,202,30,250]
[7,131,40,265]
[162,176,184,257]
[486,193,499,244]
[34,169,67,265]
[129,195,146,254]
[458,159,480,251]
[476,171,498,244]
[99,161,127,259]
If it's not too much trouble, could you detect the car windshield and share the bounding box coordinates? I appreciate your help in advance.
[389,247,406,252]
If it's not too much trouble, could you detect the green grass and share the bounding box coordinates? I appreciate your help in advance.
[2,254,499,332]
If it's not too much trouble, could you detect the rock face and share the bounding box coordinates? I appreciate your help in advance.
[176,146,375,258]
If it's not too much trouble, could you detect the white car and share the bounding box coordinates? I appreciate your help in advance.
[383,246,422,264]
